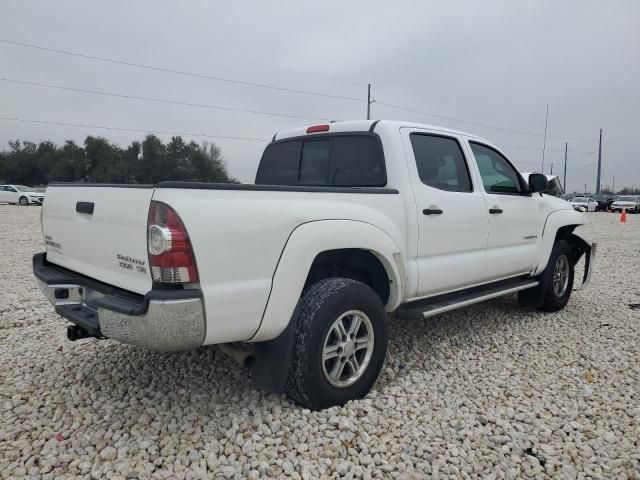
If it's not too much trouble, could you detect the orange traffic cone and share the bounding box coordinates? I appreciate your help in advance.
[620,208,627,223]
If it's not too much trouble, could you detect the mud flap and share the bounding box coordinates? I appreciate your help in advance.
[250,305,299,394]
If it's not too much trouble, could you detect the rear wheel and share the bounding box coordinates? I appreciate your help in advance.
[286,278,388,410]
[19,196,28,206]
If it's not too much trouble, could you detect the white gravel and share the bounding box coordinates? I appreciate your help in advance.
[1,204,639,479]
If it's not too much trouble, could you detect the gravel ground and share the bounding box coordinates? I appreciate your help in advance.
[1,204,639,479]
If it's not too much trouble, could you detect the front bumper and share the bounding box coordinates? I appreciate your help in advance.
[612,206,636,212]
[33,253,205,351]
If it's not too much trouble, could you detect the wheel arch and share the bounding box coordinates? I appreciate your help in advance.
[533,209,588,275]
[250,219,404,343]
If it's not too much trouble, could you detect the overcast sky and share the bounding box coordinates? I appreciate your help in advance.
[1,0,638,192]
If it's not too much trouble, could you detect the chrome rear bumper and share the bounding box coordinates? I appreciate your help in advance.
[33,253,205,351]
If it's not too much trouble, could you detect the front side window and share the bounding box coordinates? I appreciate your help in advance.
[410,134,472,192]
[256,134,385,187]
[470,143,522,194]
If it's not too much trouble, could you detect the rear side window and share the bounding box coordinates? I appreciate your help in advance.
[255,134,385,187]
[410,134,472,192]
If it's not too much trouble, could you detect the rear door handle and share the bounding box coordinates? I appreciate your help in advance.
[76,201,95,215]
[489,208,503,214]
[423,208,443,215]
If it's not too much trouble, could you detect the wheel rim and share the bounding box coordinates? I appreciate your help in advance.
[20,197,27,205]
[322,310,374,388]
[552,254,570,297]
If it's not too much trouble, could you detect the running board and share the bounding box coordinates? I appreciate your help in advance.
[397,278,540,319]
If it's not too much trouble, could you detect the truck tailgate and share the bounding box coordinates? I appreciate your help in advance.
[42,185,154,294]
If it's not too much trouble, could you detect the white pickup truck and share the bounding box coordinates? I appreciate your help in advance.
[34,120,596,410]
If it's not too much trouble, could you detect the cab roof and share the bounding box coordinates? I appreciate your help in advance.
[273,120,490,144]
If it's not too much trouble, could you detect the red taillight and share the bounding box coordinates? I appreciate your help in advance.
[147,201,198,284]
[306,124,330,133]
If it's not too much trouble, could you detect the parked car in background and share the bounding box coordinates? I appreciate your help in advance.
[570,196,598,212]
[611,195,640,213]
[593,194,616,211]
[0,185,45,205]
[33,120,596,409]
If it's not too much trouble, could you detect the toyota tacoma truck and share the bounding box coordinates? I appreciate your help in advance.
[34,120,596,410]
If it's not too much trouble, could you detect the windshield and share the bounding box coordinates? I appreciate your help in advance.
[14,185,35,192]
[617,196,636,202]
[572,197,587,202]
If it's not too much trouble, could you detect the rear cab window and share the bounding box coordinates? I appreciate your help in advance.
[255,133,386,187]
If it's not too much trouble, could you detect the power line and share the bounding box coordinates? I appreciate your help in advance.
[375,100,596,142]
[0,36,598,145]
[0,39,364,102]
[515,160,594,167]
[497,142,594,154]
[0,7,366,88]
[0,116,268,142]
[0,77,331,121]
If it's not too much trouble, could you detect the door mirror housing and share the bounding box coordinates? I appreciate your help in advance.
[528,173,548,193]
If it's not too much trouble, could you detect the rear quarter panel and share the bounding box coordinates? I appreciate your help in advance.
[151,188,406,344]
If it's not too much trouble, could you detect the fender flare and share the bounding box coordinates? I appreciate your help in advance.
[250,219,404,343]
[533,209,587,275]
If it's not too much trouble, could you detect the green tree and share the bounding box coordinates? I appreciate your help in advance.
[0,135,236,185]
[139,135,167,183]
[85,136,126,183]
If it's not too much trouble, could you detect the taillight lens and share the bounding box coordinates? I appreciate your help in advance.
[147,201,198,284]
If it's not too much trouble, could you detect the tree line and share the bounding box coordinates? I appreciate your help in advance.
[600,187,640,195]
[0,134,237,185]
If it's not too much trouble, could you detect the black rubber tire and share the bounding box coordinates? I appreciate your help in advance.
[19,196,28,206]
[519,239,574,312]
[285,278,388,410]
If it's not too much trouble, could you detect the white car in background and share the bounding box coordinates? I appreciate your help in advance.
[0,185,45,205]
[610,196,640,213]
[570,196,598,212]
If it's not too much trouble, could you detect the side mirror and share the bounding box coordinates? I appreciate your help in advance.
[528,173,548,193]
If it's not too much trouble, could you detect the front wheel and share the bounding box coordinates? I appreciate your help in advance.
[19,196,29,206]
[519,239,574,312]
[285,278,388,410]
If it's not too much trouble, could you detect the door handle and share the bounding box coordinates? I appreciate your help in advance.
[423,208,443,215]
[76,201,95,215]
[489,208,503,214]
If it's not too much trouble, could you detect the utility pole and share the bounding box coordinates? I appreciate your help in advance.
[612,175,615,194]
[541,104,549,173]
[550,163,554,175]
[584,184,587,195]
[596,128,603,194]
[367,83,371,120]
[563,142,568,193]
